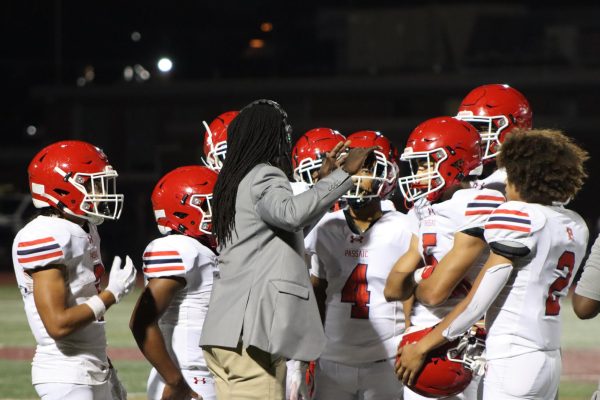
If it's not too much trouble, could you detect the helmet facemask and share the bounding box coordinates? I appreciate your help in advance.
[55,165,124,225]
[202,120,227,172]
[446,326,487,377]
[189,193,213,235]
[343,150,395,202]
[293,154,325,186]
[398,148,448,203]
[456,111,510,161]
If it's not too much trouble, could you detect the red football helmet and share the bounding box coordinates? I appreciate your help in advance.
[202,111,239,172]
[456,84,532,161]
[398,117,482,203]
[343,130,399,201]
[28,140,123,225]
[398,326,486,398]
[291,128,346,186]
[152,166,218,238]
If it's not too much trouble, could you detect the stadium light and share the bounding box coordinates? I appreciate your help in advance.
[157,57,173,73]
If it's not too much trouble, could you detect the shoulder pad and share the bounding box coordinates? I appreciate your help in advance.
[142,236,189,279]
[15,219,72,269]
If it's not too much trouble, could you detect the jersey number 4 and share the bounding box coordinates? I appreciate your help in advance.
[341,263,371,319]
[545,250,575,316]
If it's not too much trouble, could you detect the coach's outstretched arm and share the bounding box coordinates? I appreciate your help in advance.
[253,146,378,232]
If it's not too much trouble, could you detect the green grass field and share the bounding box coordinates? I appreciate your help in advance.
[0,284,599,399]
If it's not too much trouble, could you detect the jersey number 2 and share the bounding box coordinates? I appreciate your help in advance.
[341,263,371,319]
[545,251,575,316]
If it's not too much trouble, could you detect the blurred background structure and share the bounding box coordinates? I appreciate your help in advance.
[2,0,600,265]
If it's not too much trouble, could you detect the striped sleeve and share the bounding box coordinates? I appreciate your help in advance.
[16,236,65,269]
[143,250,187,278]
[460,189,505,232]
[484,201,540,258]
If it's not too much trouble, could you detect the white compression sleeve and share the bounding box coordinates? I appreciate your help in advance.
[442,263,513,340]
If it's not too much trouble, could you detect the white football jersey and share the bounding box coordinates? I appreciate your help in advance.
[305,209,414,365]
[483,201,588,359]
[290,181,310,195]
[381,199,396,211]
[412,188,505,327]
[471,167,507,194]
[12,215,109,385]
[142,234,216,369]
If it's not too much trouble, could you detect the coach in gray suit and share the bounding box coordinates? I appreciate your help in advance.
[200,99,376,399]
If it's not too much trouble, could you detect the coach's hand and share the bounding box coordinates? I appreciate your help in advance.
[341,145,380,175]
[317,140,348,180]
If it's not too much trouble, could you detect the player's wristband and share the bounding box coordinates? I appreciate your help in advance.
[85,295,107,320]
[413,267,426,285]
[413,265,435,285]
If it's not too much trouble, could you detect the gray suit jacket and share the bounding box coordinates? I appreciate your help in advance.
[200,164,354,361]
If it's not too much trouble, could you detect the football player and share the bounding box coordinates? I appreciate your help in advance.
[305,130,411,399]
[455,83,532,193]
[396,129,589,400]
[288,127,348,400]
[573,234,600,400]
[573,233,600,319]
[385,117,505,400]
[201,111,239,172]
[292,127,346,187]
[12,140,136,400]
[130,166,219,400]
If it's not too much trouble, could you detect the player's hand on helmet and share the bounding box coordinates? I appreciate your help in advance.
[341,145,380,175]
[289,360,310,400]
[396,342,427,386]
[106,255,137,303]
[317,140,348,180]
[161,378,200,400]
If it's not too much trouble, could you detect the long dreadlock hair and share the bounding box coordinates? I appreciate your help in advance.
[212,99,293,246]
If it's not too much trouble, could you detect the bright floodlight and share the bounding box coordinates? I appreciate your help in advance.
[157,57,173,73]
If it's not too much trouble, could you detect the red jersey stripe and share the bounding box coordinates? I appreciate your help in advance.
[485,223,531,233]
[465,210,494,215]
[18,237,55,248]
[18,250,64,263]
[143,251,180,257]
[143,266,185,273]
[493,209,529,217]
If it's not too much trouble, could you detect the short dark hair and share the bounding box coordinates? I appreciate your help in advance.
[497,129,588,204]
[212,100,293,245]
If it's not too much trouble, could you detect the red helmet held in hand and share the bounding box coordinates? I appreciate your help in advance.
[398,326,486,398]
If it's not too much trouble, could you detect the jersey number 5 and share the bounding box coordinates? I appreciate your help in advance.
[545,250,575,316]
[341,263,371,319]
[422,233,439,267]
